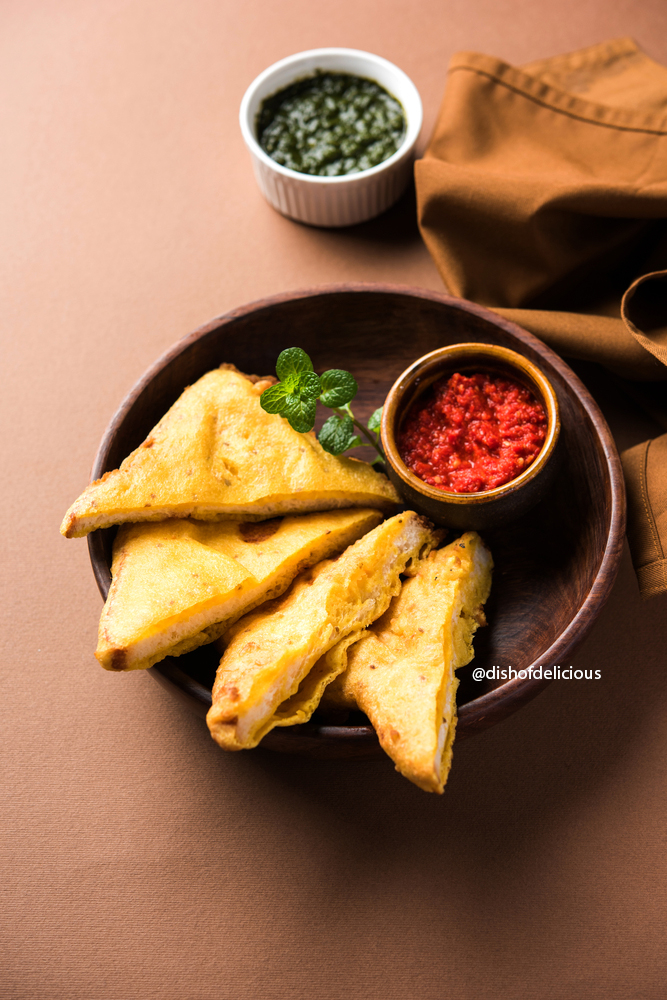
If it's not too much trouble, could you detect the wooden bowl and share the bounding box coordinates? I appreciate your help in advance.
[87,284,626,758]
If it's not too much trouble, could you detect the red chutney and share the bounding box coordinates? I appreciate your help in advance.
[399,371,548,493]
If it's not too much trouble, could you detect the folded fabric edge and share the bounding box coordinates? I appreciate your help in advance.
[621,438,667,599]
[444,49,667,134]
[621,270,667,370]
[490,308,667,382]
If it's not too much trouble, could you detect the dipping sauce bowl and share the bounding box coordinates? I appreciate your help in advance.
[380,343,561,530]
[239,47,423,227]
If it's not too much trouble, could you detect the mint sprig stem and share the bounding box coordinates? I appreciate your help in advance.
[260,347,385,461]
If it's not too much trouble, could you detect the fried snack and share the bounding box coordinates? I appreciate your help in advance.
[96,508,383,671]
[61,366,398,538]
[268,631,365,729]
[207,511,437,750]
[322,532,493,793]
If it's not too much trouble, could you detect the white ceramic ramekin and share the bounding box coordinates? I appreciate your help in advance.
[239,48,423,227]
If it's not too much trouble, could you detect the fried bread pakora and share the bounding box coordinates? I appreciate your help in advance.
[322,532,493,793]
[61,366,398,538]
[206,511,438,751]
[96,508,383,671]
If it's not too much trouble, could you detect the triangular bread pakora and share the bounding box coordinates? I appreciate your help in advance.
[207,512,438,751]
[96,508,383,672]
[61,366,399,538]
[322,532,493,793]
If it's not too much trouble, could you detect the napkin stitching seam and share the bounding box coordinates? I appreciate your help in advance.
[449,67,667,136]
[641,439,664,571]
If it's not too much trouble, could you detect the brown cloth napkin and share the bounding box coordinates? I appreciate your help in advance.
[415,37,667,597]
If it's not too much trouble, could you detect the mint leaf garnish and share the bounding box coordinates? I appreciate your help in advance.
[275,347,313,382]
[318,415,361,455]
[297,370,323,398]
[319,369,358,408]
[367,406,383,433]
[260,353,321,431]
[258,382,290,413]
[282,394,318,434]
[260,347,385,461]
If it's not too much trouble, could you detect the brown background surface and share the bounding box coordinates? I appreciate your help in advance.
[3,3,667,998]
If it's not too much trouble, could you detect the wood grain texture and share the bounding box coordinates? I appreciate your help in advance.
[87,285,626,755]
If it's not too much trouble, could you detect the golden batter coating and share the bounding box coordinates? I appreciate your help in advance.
[323,532,493,793]
[207,512,438,751]
[61,366,398,538]
[96,508,382,672]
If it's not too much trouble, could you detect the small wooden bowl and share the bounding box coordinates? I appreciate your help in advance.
[86,284,626,757]
[381,343,561,530]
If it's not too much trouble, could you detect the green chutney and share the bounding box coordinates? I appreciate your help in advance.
[256,72,406,177]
